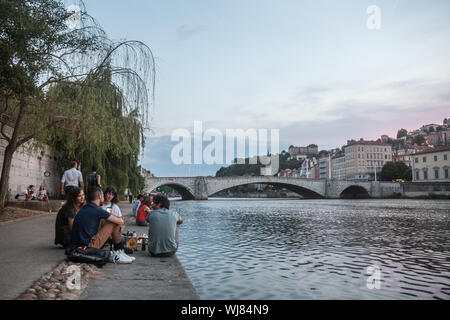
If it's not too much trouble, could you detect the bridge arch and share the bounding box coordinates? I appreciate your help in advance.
[339,185,370,199]
[208,182,324,199]
[146,182,196,200]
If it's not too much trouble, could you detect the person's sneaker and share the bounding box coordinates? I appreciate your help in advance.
[109,250,133,264]
[117,249,135,262]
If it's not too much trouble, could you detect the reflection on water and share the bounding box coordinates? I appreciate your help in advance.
[173,199,450,300]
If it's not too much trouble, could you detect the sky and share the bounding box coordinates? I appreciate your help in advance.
[80,0,450,176]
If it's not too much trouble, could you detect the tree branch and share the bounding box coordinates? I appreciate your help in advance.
[0,122,11,143]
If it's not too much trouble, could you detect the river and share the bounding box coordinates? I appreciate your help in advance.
[171,198,450,300]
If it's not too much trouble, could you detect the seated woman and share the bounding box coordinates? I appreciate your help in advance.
[101,186,122,218]
[36,185,49,201]
[54,187,85,248]
[136,195,152,226]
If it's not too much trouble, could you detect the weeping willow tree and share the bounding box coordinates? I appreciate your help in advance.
[0,0,155,207]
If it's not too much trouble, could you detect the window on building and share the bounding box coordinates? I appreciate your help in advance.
[434,155,438,161]
[423,157,427,163]
[415,158,418,163]
[435,169,439,179]
[445,168,449,179]
[424,171,428,180]
[444,154,448,161]
[416,171,420,180]
[385,155,387,159]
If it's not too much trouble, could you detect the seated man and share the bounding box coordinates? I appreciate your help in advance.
[15,185,36,201]
[145,194,184,257]
[71,186,134,264]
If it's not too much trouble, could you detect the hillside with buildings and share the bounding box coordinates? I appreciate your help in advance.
[214,117,450,183]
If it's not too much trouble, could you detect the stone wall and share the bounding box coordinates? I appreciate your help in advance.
[401,182,450,197]
[0,125,61,200]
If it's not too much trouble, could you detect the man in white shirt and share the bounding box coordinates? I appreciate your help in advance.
[61,160,84,198]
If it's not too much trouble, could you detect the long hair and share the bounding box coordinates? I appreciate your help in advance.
[67,187,84,210]
[104,186,119,204]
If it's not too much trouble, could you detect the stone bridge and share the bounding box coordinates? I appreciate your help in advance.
[143,176,402,200]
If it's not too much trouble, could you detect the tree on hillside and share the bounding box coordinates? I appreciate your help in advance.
[412,135,426,146]
[379,162,412,181]
[397,128,408,139]
[0,0,155,207]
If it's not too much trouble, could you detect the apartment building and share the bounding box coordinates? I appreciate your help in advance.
[331,155,346,180]
[343,139,392,180]
[410,146,450,182]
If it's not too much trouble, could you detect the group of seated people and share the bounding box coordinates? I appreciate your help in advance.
[15,185,49,201]
[54,186,183,263]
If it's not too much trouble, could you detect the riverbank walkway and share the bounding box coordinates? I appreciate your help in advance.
[0,202,199,300]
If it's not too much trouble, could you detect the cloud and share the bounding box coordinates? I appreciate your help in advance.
[176,24,204,39]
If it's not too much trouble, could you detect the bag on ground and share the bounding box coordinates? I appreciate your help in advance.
[65,246,110,267]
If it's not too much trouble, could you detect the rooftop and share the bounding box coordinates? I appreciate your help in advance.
[412,146,450,156]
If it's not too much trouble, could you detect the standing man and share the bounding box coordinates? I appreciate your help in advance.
[61,160,84,199]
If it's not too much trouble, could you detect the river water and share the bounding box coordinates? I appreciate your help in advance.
[171,198,450,300]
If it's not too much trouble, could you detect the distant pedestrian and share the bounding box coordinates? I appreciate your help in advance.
[146,194,183,257]
[132,194,143,217]
[86,166,101,189]
[61,160,84,199]
[128,189,133,204]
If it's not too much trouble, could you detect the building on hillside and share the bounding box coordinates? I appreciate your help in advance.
[393,147,418,167]
[331,155,346,180]
[410,146,450,182]
[343,139,392,181]
[288,145,318,158]
[319,156,332,179]
[427,131,446,146]
[420,124,441,133]
[443,118,450,127]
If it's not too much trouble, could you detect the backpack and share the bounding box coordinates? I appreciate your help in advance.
[87,173,100,188]
[65,246,110,267]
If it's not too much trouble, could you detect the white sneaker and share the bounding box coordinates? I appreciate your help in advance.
[117,249,135,262]
[109,250,133,264]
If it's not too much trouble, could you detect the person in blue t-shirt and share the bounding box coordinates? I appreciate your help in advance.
[71,186,134,263]
[132,194,143,217]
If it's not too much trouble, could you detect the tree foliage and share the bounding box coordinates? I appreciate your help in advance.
[0,0,155,206]
[216,153,303,177]
[396,128,408,139]
[379,161,412,181]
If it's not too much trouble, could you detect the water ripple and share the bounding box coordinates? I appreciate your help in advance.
[175,199,450,300]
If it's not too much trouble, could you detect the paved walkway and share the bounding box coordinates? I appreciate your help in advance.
[0,201,199,300]
[0,212,64,300]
